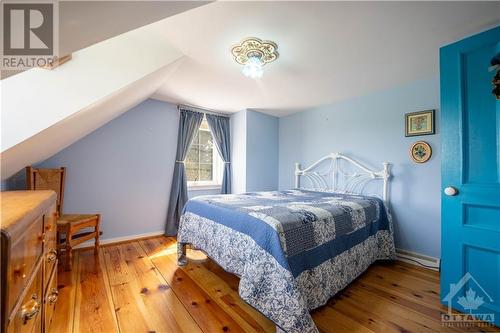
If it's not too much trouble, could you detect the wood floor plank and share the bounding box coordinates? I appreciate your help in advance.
[51,252,79,333]
[385,261,440,283]
[185,257,274,332]
[369,264,440,293]
[312,302,376,333]
[73,249,120,333]
[52,236,500,333]
[200,259,241,292]
[350,279,442,322]
[366,266,440,294]
[139,237,246,333]
[360,269,443,311]
[219,294,274,333]
[343,284,455,332]
[102,241,202,333]
[172,243,275,332]
[328,294,404,333]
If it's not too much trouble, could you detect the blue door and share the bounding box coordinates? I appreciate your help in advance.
[441,26,500,327]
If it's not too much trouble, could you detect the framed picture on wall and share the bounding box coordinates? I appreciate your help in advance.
[405,110,435,137]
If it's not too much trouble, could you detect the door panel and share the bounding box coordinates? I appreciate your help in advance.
[441,26,500,327]
[465,245,500,305]
[462,43,499,184]
[463,204,500,231]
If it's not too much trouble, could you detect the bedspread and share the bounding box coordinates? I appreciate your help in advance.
[177,190,395,333]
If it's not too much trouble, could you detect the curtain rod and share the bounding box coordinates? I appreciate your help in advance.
[178,104,230,118]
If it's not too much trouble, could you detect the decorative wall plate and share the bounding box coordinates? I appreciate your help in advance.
[410,141,432,163]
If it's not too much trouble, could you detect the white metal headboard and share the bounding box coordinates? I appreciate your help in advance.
[294,153,391,201]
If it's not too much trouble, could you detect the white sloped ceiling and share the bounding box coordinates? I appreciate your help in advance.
[153,1,500,115]
[1,60,184,180]
[0,11,190,180]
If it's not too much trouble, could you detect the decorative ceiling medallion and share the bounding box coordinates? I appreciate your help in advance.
[231,37,279,65]
[231,37,279,79]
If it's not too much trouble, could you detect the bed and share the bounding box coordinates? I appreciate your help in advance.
[177,153,396,333]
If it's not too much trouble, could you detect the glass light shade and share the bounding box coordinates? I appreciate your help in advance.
[242,56,264,79]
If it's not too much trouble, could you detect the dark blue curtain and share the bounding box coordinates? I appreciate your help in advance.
[165,108,204,236]
[206,114,232,194]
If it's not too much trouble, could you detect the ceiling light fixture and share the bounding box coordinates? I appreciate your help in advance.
[231,37,279,79]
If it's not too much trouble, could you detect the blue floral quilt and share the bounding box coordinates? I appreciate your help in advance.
[177,190,396,333]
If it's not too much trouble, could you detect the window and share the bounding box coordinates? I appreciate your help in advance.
[186,116,223,188]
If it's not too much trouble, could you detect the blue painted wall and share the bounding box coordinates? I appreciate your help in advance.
[38,99,179,239]
[279,77,441,258]
[229,109,279,193]
[246,110,279,192]
[6,81,440,258]
[230,110,247,193]
[3,99,278,241]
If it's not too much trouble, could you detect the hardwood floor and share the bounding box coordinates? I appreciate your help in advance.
[51,236,499,333]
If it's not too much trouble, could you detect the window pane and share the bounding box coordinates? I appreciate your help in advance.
[199,130,212,145]
[186,145,199,163]
[191,131,199,145]
[186,117,218,184]
[199,144,212,164]
[199,163,213,181]
[185,162,199,181]
[199,130,213,165]
[199,118,210,131]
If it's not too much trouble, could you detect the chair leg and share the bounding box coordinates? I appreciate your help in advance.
[65,224,72,271]
[65,244,72,271]
[94,214,101,255]
[56,230,62,257]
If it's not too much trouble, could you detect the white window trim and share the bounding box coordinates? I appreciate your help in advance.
[188,183,222,191]
[187,123,223,190]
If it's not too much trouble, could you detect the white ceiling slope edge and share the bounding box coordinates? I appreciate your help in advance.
[0,12,195,180]
[59,1,209,56]
[0,1,209,80]
[1,60,184,181]
[153,1,500,116]
[1,15,184,153]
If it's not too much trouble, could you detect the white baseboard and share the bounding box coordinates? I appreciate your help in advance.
[396,248,440,271]
[74,230,165,249]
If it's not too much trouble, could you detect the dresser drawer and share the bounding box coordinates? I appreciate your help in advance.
[43,206,57,286]
[7,261,43,333]
[7,216,44,314]
[1,191,57,333]
[43,267,58,332]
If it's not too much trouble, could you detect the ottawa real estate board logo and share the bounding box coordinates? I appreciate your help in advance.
[442,272,495,328]
[2,1,58,70]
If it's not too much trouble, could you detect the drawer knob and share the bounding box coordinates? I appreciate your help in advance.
[21,294,41,324]
[47,250,57,262]
[13,264,27,279]
[47,288,59,305]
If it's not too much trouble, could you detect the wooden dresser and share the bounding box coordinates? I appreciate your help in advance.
[1,191,58,333]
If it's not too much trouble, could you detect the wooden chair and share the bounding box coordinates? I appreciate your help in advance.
[26,166,100,270]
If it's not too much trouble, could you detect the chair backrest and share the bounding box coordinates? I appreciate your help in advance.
[26,166,66,217]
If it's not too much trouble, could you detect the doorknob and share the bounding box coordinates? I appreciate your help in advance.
[444,186,458,196]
